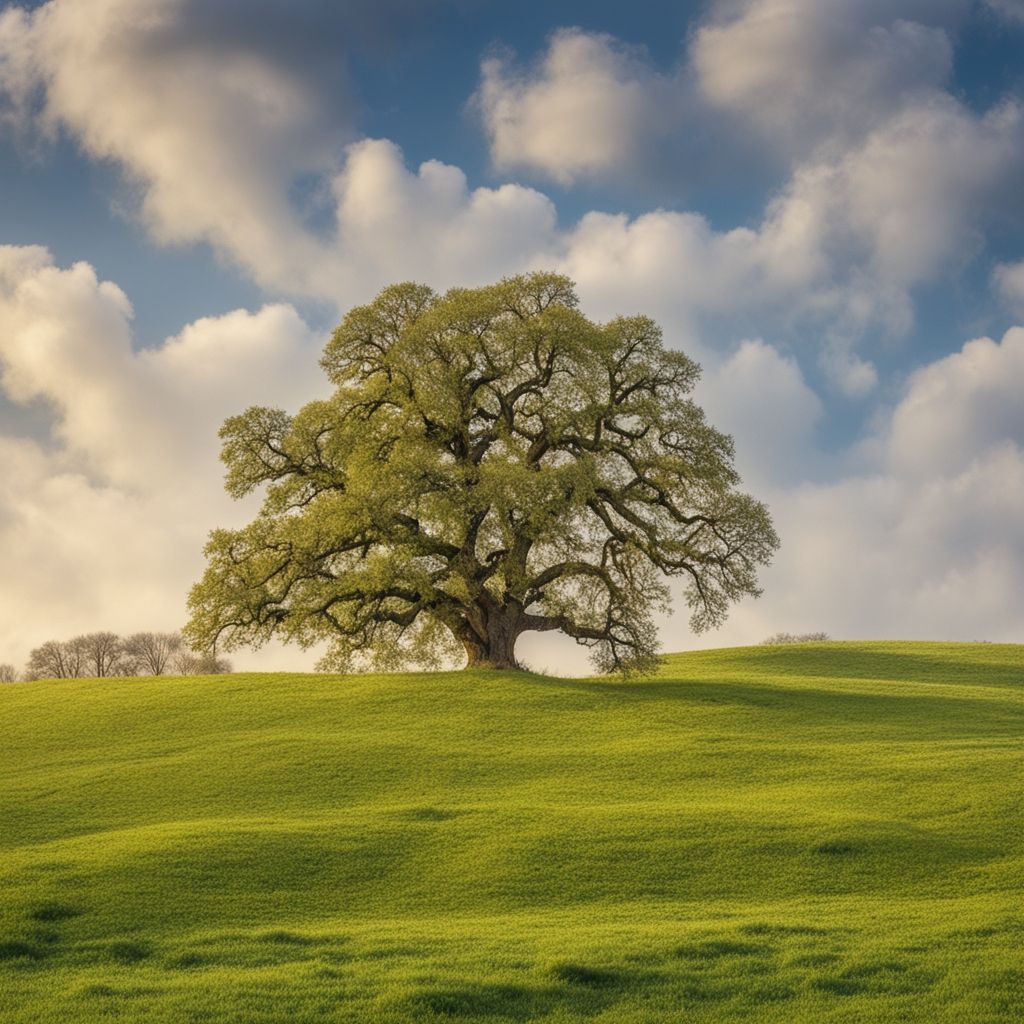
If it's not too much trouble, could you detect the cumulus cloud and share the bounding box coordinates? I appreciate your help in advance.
[751,93,1024,351]
[702,327,1024,648]
[887,327,1024,478]
[302,95,1022,395]
[818,97,1023,286]
[696,339,824,487]
[474,2,970,181]
[474,28,684,185]
[0,0,564,307]
[552,89,1023,390]
[328,139,559,305]
[0,0,347,294]
[0,0,450,296]
[712,446,1024,648]
[0,245,326,668]
[463,6,1024,394]
[692,0,963,153]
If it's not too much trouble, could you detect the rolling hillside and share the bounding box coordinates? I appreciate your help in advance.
[1,642,1022,1023]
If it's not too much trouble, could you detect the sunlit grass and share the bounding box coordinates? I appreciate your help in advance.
[1,641,1021,1022]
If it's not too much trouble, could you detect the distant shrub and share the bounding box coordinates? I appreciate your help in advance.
[171,650,232,675]
[0,663,18,683]
[761,632,830,645]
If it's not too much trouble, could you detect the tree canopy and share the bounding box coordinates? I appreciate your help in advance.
[185,273,778,673]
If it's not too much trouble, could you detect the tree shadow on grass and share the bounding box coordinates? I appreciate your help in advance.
[700,647,1024,688]
[28,902,81,923]
[531,673,1019,738]
[392,961,659,1021]
[399,982,549,1020]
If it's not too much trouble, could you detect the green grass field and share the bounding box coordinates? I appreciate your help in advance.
[1,641,1021,1023]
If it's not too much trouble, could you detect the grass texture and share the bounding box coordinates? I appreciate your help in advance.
[1,641,1021,1022]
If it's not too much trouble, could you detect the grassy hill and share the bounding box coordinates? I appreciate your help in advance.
[1,641,1021,1023]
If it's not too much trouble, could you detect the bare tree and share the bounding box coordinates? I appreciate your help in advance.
[76,632,126,677]
[124,632,183,675]
[25,639,85,680]
[64,636,90,677]
[0,663,18,683]
[20,631,231,681]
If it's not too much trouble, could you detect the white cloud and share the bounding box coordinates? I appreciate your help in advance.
[0,6,38,140]
[692,0,962,152]
[709,444,1024,647]
[328,139,559,305]
[817,97,1023,286]
[474,29,683,185]
[0,245,324,488]
[702,327,1024,648]
[697,339,824,486]
[0,245,326,668]
[551,88,1024,383]
[993,260,1024,315]
[887,326,1024,479]
[819,348,879,399]
[474,3,967,184]
[0,0,352,295]
[743,92,1023,308]
[0,0,450,297]
[0,0,566,308]
[985,0,1024,24]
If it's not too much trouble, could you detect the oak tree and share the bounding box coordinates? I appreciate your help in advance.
[185,273,778,673]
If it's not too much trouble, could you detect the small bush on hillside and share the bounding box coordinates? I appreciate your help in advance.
[172,650,232,675]
[761,632,830,645]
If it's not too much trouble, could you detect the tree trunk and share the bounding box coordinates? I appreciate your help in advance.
[461,605,522,670]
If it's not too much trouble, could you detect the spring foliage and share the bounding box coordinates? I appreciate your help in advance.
[185,273,778,672]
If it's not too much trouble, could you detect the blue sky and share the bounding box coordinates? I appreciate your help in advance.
[1,0,1023,671]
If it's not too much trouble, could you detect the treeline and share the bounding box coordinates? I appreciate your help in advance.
[761,631,830,645]
[0,632,230,683]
